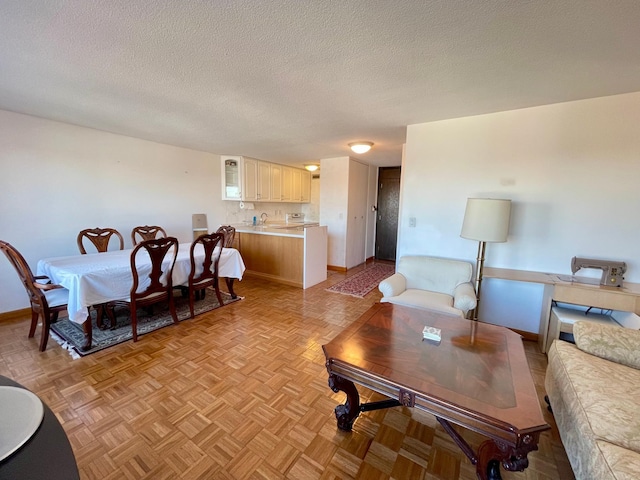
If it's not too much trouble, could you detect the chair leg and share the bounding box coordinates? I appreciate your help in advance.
[214,278,224,306]
[169,292,179,324]
[29,310,38,338]
[105,304,117,330]
[131,306,138,342]
[188,287,196,319]
[39,313,51,352]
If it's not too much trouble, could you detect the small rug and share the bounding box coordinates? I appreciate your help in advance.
[51,288,241,357]
[326,264,395,298]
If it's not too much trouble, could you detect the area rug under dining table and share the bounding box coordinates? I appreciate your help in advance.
[51,288,241,357]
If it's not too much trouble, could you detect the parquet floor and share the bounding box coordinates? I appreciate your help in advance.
[0,263,574,479]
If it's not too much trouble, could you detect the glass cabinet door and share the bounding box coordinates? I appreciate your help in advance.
[222,157,241,200]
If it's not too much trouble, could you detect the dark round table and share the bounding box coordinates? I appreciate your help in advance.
[0,375,79,480]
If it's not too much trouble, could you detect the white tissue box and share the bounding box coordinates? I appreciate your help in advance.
[422,326,441,342]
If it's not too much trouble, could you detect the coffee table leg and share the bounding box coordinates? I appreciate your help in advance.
[328,374,360,431]
[476,437,537,480]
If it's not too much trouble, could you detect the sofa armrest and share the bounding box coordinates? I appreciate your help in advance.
[574,321,640,370]
[452,282,477,315]
[378,273,406,298]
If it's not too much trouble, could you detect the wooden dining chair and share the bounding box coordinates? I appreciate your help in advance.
[77,228,124,254]
[187,233,225,318]
[0,240,69,351]
[215,225,236,248]
[131,225,167,246]
[106,237,179,342]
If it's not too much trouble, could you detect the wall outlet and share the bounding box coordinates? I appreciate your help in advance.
[409,217,416,227]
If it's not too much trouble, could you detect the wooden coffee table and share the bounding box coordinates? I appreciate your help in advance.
[322,303,549,480]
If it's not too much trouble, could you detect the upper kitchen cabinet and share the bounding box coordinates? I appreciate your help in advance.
[301,170,311,202]
[257,160,271,201]
[270,163,282,202]
[222,156,242,200]
[221,156,311,203]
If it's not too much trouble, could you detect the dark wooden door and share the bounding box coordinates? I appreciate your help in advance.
[375,167,401,261]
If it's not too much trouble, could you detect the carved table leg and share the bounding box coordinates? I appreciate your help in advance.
[225,278,237,299]
[81,315,93,351]
[328,374,360,431]
[476,436,539,480]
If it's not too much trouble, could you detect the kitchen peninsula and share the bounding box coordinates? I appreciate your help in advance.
[233,224,327,289]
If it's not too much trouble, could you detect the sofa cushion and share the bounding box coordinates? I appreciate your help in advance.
[545,340,640,479]
[380,289,463,317]
[574,320,640,370]
[597,441,640,480]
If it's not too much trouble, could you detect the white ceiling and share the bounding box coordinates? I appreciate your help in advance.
[2,1,640,168]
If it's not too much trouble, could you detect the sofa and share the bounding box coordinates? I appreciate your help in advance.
[545,321,640,479]
[378,255,477,317]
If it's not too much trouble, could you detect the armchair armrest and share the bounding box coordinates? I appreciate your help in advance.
[452,282,477,315]
[574,321,640,370]
[378,273,406,298]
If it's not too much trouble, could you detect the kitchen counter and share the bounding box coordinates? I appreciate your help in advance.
[233,224,305,237]
[232,224,327,288]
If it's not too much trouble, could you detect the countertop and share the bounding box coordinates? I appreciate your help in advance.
[233,223,322,238]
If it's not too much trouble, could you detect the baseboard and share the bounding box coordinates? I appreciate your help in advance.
[511,327,538,343]
[0,308,30,323]
[327,265,347,272]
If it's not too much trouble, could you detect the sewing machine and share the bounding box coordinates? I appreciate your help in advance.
[571,257,627,287]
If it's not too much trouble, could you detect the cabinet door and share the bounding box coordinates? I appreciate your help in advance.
[242,157,258,201]
[291,168,302,202]
[281,166,293,201]
[301,170,311,203]
[270,164,282,202]
[221,156,242,200]
[257,161,271,201]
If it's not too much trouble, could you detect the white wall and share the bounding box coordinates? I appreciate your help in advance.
[400,92,640,332]
[0,110,225,313]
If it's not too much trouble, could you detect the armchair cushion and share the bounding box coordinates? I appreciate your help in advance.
[378,255,476,317]
[574,321,640,370]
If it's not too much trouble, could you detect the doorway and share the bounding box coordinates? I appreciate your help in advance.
[375,167,401,261]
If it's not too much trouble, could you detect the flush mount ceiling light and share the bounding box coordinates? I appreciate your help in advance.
[304,164,319,172]
[349,141,374,154]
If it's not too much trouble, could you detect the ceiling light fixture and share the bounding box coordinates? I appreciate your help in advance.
[349,141,374,154]
[304,164,319,172]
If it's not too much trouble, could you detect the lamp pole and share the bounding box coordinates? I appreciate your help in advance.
[472,240,487,321]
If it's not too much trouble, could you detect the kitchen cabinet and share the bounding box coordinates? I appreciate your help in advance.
[257,160,271,201]
[234,225,327,288]
[270,164,282,202]
[291,168,302,202]
[221,156,242,200]
[242,157,258,201]
[281,166,293,201]
[221,156,311,203]
[301,170,311,202]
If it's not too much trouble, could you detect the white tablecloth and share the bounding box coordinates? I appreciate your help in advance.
[36,243,245,324]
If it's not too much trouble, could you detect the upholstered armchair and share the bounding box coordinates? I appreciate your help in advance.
[378,255,477,317]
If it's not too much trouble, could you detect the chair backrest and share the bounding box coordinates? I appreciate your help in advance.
[77,228,124,254]
[131,225,167,246]
[130,237,179,301]
[0,240,46,308]
[215,225,236,248]
[398,255,473,295]
[189,233,224,287]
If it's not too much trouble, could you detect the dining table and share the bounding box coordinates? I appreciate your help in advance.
[36,243,245,350]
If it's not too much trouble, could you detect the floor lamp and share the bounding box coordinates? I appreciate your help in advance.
[461,198,511,320]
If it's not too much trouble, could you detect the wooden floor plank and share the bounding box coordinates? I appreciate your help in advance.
[0,264,574,479]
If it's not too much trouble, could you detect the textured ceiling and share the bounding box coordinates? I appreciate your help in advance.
[2,1,640,167]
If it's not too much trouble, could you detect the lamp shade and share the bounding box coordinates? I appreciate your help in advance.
[461,198,511,243]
